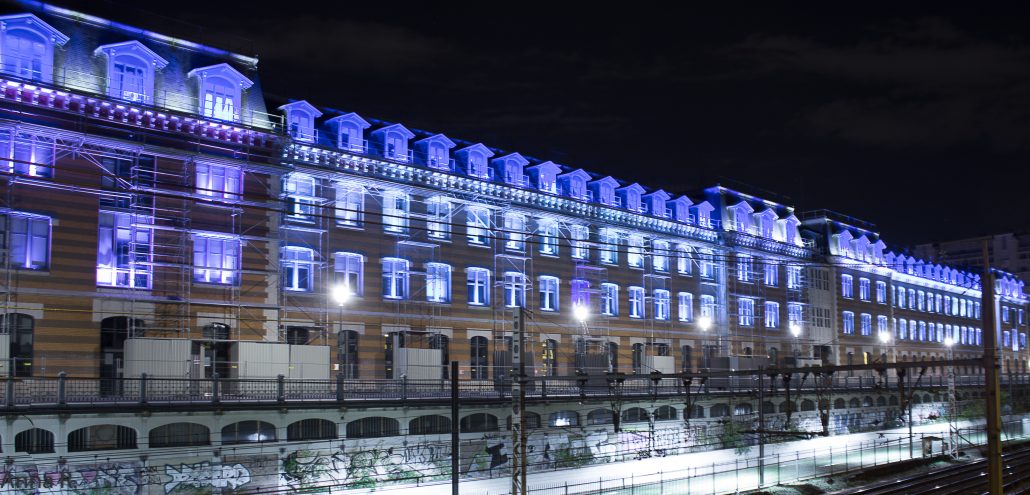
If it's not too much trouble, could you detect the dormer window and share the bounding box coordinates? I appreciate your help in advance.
[527,161,561,194]
[456,144,494,179]
[726,202,754,233]
[690,202,714,228]
[326,113,370,152]
[642,190,671,218]
[0,14,69,83]
[279,101,322,143]
[667,196,692,223]
[188,63,254,123]
[589,177,619,206]
[492,153,529,186]
[616,183,645,212]
[414,134,456,171]
[754,209,776,238]
[371,124,415,162]
[558,169,591,200]
[94,41,168,104]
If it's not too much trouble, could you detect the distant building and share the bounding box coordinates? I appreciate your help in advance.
[915,233,1030,284]
[0,3,1028,493]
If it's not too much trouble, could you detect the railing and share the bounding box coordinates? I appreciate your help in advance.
[1,372,1024,410]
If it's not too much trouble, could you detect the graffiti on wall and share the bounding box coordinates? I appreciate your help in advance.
[0,463,141,495]
[163,462,250,493]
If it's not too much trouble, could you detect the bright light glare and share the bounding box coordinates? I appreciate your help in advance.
[879,332,891,344]
[697,316,712,331]
[573,304,589,323]
[944,336,954,347]
[789,324,801,337]
[332,285,351,305]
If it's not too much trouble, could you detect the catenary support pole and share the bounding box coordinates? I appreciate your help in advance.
[511,308,527,495]
[758,370,765,487]
[451,360,460,495]
[982,239,1003,494]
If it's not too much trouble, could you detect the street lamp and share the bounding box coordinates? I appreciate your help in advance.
[944,335,957,457]
[790,323,801,365]
[698,316,712,370]
[573,304,589,324]
[332,284,351,307]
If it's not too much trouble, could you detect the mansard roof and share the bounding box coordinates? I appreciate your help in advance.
[325,112,371,128]
[415,133,456,148]
[0,13,69,45]
[187,63,254,89]
[278,100,323,117]
[93,40,168,69]
[754,207,777,218]
[729,200,755,213]
[370,123,415,139]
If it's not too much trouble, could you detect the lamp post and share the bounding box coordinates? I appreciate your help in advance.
[698,315,712,370]
[332,284,351,376]
[945,336,957,457]
[790,323,802,365]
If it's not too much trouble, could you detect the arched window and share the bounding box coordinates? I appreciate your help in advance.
[587,408,614,425]
[654,406,677,421]
[762,401,776,414]
[100,317,145,393]
[710,404,731,418]
[734,403,753,416]
[834,398,846,409]
[68,425,137,451]
[541,339,558,377]
[876,396,887,407]
[287,419,337,441]
[15,428,54,453]
[800,399,815,411]
[470,336,489,379]
[622,407,650,423]
[346,417,398,439]
[1,19,66,83]
[149,423,210,448]
[222,421,277,444]
[689,404,705,419]
[282,246,315,292]
[505,412,541,430]
[338,330,359,379]
[849,398,861,408]
[461,413,498,433]
[410,415,451,435]
[430,334,450,379]
[2,313,34,377]
[548,411,579,427]
[863,396,874,407]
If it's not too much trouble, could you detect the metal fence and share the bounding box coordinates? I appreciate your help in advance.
[1,372,1024,409]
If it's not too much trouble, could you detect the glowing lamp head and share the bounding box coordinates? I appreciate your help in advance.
[573,304,589,323]
[879,332,891,344]
[789,324,801,338]
[944,336,954,347]
[332,285,351,306]
[697,316,712,331]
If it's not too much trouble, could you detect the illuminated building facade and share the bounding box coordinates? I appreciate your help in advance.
[0,4,1027,493]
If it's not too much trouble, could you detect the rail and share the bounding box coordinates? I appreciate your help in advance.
[2,372,1027,410]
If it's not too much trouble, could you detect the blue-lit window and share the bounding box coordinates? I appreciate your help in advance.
[426,263,451,303]
[538,220,559,256]
[678,292,693,322]
[677,245,693,275]
[739,298,755,327]
[539,276,559,312]
[653,240,669,272]
[3,212,51,270]
[1,26,50,82]
[860,313,871,336]
[504,213,526,252]
[842,311,854,335]
[381,258,409,299]
[877,315,888,334]
[765,302,779,329]
[282,246,315,292]
[627,235,644,268]
[571,279,589,309]
[764,263,778,287]
[196,163,241,199]
[570,225,589,260]
[859,278,870,301]
[654,289,670,321]
[737,254,753,282]
[382,191,409,234]
[602,283,619,316]
[600,229,619,265]
[1,131,55,178]
[876,281,887,304]
[629,287,645,319]
[788,303,803,328]
[467,268,490,306]
[503,272,527,308]
[841,274,853,298]
[334,252,363,297]
[202,79,237,121]
[427,197,451,240]
[97,211,151,288]
[285,174,318,222]
[193,235,239,284]
[336,185,364,228]
[700,295,716,320]
[467,207,491,245]
[700,250,715,279]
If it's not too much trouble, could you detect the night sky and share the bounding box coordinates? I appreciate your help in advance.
[52,1,1030,249]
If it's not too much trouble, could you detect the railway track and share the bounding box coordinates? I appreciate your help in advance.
[843,442,1030,494]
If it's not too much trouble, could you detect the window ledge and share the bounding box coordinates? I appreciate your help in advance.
[13,269,51,276]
